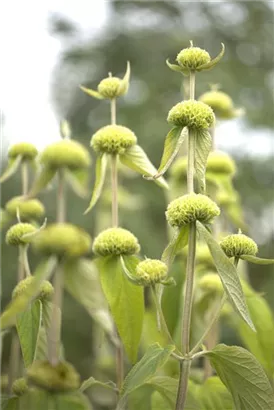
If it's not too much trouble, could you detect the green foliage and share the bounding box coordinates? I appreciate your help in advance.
[194,129,212,193]
[85,153,108,213]
[161,225,189,266]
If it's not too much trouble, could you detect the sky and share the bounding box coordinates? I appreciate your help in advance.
[1,0,273,157]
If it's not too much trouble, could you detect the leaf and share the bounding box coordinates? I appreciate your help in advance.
[98,256,144,362]
[54,392,92,410]
[0,156,22,183]
[161,225,189,266]
[28,166,56,197]
[120,145,168,190]
[120,343,175,398]
[166,59,189,76]
[1,257,57,329]
[118,61,131,95]
[41,301,63,361]
[16,299,42,367]
[80,377,116,393]
[1,397,19,410]
[205,344,274,410]
[120,255,141,284]
[84,154,108,214]
[34,326,48,361]
[65,168,89,198]
[196,221,255,331]
[194,129,212,193]
[153,126,187,179]
[195,376,233,410]
[80,85,104,99]
[197,43,225,71]
[19,389,52,410]
[64,258,114,339]
[241,255,274,265]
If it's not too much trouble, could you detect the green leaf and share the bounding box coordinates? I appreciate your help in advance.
[28,166,56,197]
[153,126,186,178]
[40,301,63,361]
[34,326,48,361]
[120,145,168,190]
[205,344,274,410]
[1,397,19,410]
[194,129,212,193]
[63,258,114,339]
[118,61,131,95]
[241,255,274,265]
[65,168,89,198]
[120,255,141,285]
[1,257,57,329]
[195,376,233,410]
[80,377,116,393]
[19,389,52,410]
[80,85,104,99]
[161,225,189,266]
[98,256,144,363]
[120,343,175,398]
[196,221,255,331]
[0,156,22,183]
[16,299,42,367]
[197,43,225,71]
[84,154,108,214]
[166,59,189,76]
[54,392,92,409]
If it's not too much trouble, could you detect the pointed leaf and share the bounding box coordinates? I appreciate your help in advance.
[120,255,141,285]
[195,129,212,193]
[196,376,233,410]
[80,85,104,99]
[98,256,144,363]
[161,225,189,266]
[118,61,131,95]
[21,218,47,241]
[197,43,225,71]
[84,154,108,214]
[205,344,274,410]
[41,300,63,361]
[0,156,22,183]
[1,256,57,329]
[241,255,274,265]
[60,120,71,139]
[80,377,116,393]
[28,166,56,197]
[65,169,89,198]
[166,59,189,76]
[197,221,255,330]
[64,258,114,339]
[34,326,48,361]
[16,299,42,367]
[120,145,168,189]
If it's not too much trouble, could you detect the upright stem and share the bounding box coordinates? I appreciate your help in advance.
[56,170,66,223]
[21,162,28,196]
[111,98,117,125]
[111,155,118,227]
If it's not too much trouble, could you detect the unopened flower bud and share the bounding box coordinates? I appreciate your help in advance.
[12,277,54,301]
[198,273,223,294]
[168,100,215,129]
[91,125,137,155]
[5,197,45,221]
[177,47,210,70]
[135,259,168,286]
[199,90,237,119]
[12,378,28,396]
[220,233,258,258]
[8,143,38,161]
[206,151,236,177]
[98,77,123,99]
[6,223,36,246]
[41,140,91,170]
[93,227,140,256]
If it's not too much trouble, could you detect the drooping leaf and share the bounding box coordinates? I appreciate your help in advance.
[80,377,116,393]
[118,61,131,95]
[120,255,141,284]
[120,145,168,189]
[161,225,189,266]
[84,154,108,214]
[153,126,186,178]
[166,59,189,76]
[80,85,104,99]
[194,129,212,193]
[0,156,22,183]
[241,255,274,265]
[1,256,57,329]
[196,221,254,331]
[197,43,225,71]
[16,299,42,367]
[98,256,144,362]
[195,376,233,410]
[28,166,56,197]
[65,168,89,198]
[63,258,114,339]
[205,344,274,410]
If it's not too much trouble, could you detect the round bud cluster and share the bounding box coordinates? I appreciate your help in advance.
[135,259,168,286]
[198,273,223,294]
[91,125,137,155]
[220,233,258,258]
[167,100,215,130]
[5,197,45,221]
[41,140,91,170]
[98,77,123,99]
[176,47,211,70]
[93,227,140,256]
[170,156,188,182]
[12,277,54,301]
[6,223,36,246]
[206,151,236,177]
[12,378,28,396]
[199,90,234,119]
[27,360,80,392]
[8,142,38,161]
[166,193,220,228]
[216,191,237,207]
[33,223,92,258]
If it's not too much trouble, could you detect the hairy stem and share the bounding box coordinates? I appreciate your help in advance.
[21,161,28,196]
[111,155,118,227]
[176,360,191,409]
[111,98,116,125]
[56,170,66,223]
[20,245,31,277]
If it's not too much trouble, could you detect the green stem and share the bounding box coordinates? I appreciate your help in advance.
[21,161,28,196]
[56,170,66,223]
[111,155,118,227]
[111,98,116,125]
[176,360,191,409]
[20,245,31,277]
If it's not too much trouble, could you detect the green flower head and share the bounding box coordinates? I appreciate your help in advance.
[12,378,28,396]
[135,259,168,286]
[93,227,140,256]
[198,273,223,295]
[168,100,215,129]
[5,196,45,221]
[33,223,92,258]
[12,276,54,301]
[166,193,220,228]
[199,90,242,120]
[6,223,36,246]
[40,140,91,170]
[27,360,80,392]
[8,142,38,161]
[91,125,137,155]
[206,151,236,177]
[177,47,210,70]
[220,233,258,258]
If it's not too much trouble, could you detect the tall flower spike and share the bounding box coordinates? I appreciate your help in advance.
[199,89,244,120]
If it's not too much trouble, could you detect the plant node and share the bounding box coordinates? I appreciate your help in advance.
[167,100,215,129]
[177,47,210,70]
[136,259,168,286]
[6,223,36,246]
[93,227,140,256]
[91,125,137,155]
[220,233,258,258]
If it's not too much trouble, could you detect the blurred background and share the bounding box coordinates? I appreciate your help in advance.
[1,0,274,399]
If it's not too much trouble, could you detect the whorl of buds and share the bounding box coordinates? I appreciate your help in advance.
[8,143,38,161]
[98,77,124,99]
[27,360,80,392]
[33,223,92,258]
[199,90,237,119]
[12,378,28,396]
[198,273,223,295]
[177,47,211,70]
[220,233,258,258]
[6,223,36,246]
[12,277,54,301]
[5,197,45,221]
[166,193,220,228]
[93,227,140,256]
[41,140,91,170]
[167,100,215,130]
[135,259,168,286]
[206,151,236,177]
[91,125,137,155]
